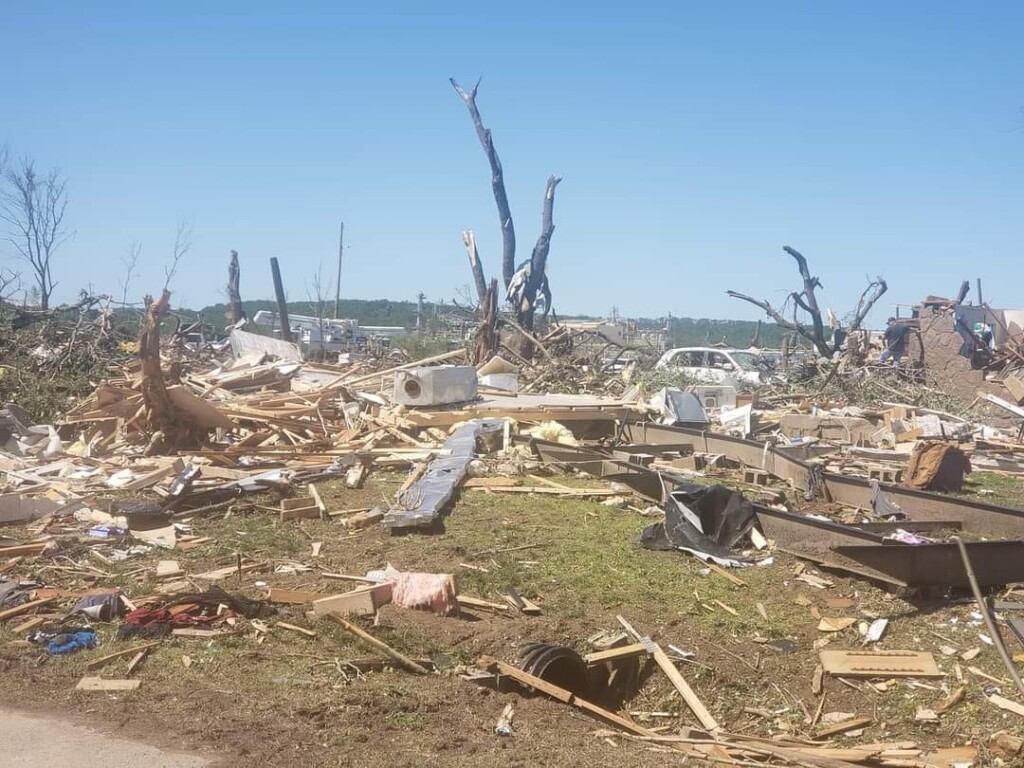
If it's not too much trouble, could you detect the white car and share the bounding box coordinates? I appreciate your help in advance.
[654,347,768,386]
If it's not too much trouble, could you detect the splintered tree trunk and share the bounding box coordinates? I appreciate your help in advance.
[225,250,244,325]
[520,179,561,335]
[462,230,488,304]
[471,279,499,364]
[139,291,176,444]
[451,79,517,288]
[269,257,294,343]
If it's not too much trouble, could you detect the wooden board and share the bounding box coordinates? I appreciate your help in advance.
[1003,374,1024,405]
[266,588,328,605]
[820,650,942,678]
[76,677,141,692]
[651,644,719,732]
[120,458,185,491]
[0,542,50,557]
[0,597,54,621]
[85,642,161,671]
[584,643,649,665]
[312,582,393,618]
[165,385,234,429]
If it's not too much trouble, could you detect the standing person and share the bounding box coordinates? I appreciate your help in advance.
[880,317,909,366]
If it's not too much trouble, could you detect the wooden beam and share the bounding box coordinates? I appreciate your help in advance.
[583,643,649,666]
[85,642,161,671]
[324,614,430,675]
[650,643,719,732]
[0,597,54,621]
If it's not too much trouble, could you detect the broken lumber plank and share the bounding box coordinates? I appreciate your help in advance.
[988,693,1024,718]
[820,650,941,678]
[648,641,719,732]
[311,583,393,617]
[307,483,327,515]
[500,589,542,615]
[11,616,48,634]
[275,622,318,638]
[0,542,51,557]
[813,716,873,739]
[177,536,212,551]
[0,597,54,621]
[584,643,650,666]
[477,655,656,736]
[192,561,268,581]
[265,588,327,605]
[463,476,520,488]
[76,677,141,692]
[469,486,617,497]
[120,458,185,492]
[280,497,320,521]
[85,642,161,671]
[456,595,510,613]
[326,506,373,518]
[126,649,150,675]
[171,628,232,638]
[323,613,429,674]
[336,509,383,530]
[708,562,747,588]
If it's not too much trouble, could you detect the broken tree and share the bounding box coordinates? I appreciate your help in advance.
[451,77,562,355]
[726,246,887,358]
[225,250,245,325]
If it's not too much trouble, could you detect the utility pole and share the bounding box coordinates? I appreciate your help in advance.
[416,292,425,332]
[333,221,344,319]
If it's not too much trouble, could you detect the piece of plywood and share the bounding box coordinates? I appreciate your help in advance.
[312,582,393,617]
[820,650,941,678]
[1003,375,1024,406]
[76,677,141,692]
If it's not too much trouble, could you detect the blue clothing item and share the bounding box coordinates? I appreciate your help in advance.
[879,349,901,367]
[47,630,98,655]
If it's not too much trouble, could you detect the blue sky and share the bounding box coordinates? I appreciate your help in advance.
[2,1,1022,323]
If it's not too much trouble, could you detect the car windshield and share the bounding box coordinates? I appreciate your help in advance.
[729,352,760,370]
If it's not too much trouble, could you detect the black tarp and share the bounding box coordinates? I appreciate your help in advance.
[639,483,756,563]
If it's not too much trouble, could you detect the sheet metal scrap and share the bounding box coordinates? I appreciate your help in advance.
[383,419,504,531]
[622,422,1024,540]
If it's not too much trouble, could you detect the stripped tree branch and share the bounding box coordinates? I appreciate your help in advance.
[522,175,562,329]
[225,249,245,325]
[462,229,487,304]
[451,78,517,288]
[728,247,888,359]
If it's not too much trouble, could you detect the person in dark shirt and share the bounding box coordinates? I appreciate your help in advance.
[880,317,909,366]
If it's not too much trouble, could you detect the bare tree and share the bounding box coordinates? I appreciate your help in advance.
[451,78,563,350]
[0,156,71,310]
[306,264,330,358]
[727,246,887,358]
[162,221,192,290]
[119,242,142,307]
[451,78,517,288]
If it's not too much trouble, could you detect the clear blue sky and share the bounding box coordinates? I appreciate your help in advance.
[2,1,1022,324]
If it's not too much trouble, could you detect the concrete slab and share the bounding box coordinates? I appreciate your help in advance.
[0,708,213,768]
